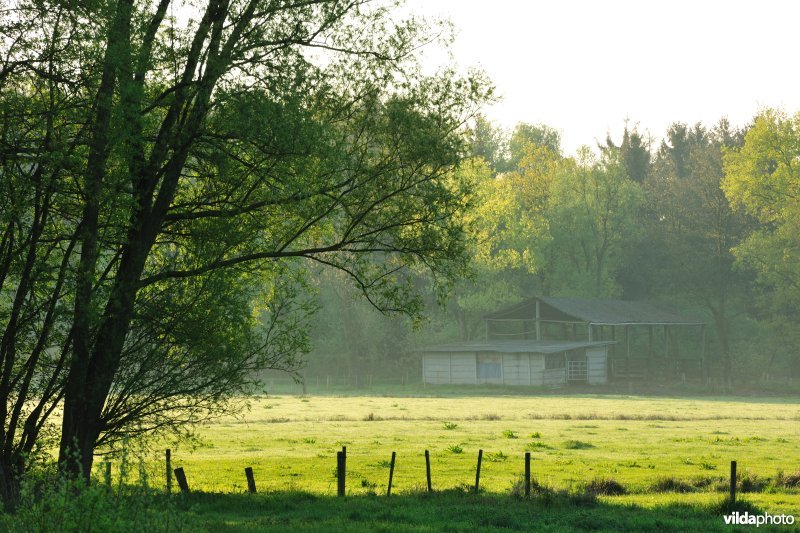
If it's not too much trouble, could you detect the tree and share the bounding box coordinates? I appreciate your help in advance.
[546,147,643,296]
[723,111,800,367]
[723,110,800,300]
[603,123,650,183]
[466,114,506,172]
[0,0,490,491]
[640,120,750,382]
[506,122,561,170]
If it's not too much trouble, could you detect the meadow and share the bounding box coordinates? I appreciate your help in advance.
[155,394,800,496]
[6,391,797,531]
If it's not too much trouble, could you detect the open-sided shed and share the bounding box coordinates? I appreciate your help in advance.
[483,296,705,380]
[420,339,613,386]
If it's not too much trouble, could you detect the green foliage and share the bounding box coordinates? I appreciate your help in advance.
[3,474,183,532]
[723,110,800,306]
[0,0,492,479]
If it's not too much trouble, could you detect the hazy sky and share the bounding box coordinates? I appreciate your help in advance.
[405,0,800,155]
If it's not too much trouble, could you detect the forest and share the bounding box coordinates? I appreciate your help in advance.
[308,113,800,387]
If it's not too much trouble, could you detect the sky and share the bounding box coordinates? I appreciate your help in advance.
[405,0,800,155]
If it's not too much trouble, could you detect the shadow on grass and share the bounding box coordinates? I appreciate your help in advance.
[174,490,767,532]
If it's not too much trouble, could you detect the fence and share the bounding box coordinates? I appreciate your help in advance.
[102,448,747,503]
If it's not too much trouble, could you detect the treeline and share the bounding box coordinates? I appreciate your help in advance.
[308,112,800,384]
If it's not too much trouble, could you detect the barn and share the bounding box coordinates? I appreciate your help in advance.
[420,340,613,386]
[483,296,706,380]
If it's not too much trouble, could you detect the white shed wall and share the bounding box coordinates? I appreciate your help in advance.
[422,353,452,384]
[501,353,531,385]
[450,352,478,384]
[586,347,608,384]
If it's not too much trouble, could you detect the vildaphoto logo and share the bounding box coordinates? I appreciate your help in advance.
[723,511,796,527]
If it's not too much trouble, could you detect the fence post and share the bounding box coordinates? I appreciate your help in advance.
[165,449,172,494]
[174,467,190,493]
[474,449,483,492]
[730,460,737,504]
[387,451,396,496]
[524,452,531,498]
[425,450,432,492]
[337,451,345,496]
[245,467,257,494]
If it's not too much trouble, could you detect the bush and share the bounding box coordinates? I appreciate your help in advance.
[562,440,594,450]
[775,470,800,489]
[584,478,626,496]
[738,471,768,493]
[2,475,185,532]
[650,477,695,493]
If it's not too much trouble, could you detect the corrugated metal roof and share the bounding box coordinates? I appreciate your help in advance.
[484,296,703,325]
[418,339,614,354]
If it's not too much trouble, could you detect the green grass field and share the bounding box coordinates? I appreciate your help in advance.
[69,392,795,531]
[4,392,796,531]
[154,394,800,497]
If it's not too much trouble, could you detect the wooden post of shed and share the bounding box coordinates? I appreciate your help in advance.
[535,300,541,340]
[700,324,707,380]
[587,323,593,341]
[646,325,653,380]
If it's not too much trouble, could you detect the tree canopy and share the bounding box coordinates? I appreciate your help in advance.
[0,0,490,492]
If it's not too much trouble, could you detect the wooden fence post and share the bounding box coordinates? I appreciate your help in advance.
[524,452,531,498]
[174,467,190,493]
[730,460,737,504]
[165,449,172,494]
[425,450,432,492]
[474,449,483,492]
[337,451,345,496]
[387,452,396,496]
[245,467,257,494]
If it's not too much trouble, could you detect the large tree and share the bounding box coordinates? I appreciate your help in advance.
[639,120,750,382]
[0,0,489,491]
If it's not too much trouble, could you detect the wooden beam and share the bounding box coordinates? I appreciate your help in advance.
[535,300,541,340]
[700,324,707,380]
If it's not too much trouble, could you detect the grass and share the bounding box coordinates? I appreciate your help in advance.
[17,392,786,530]
[161,490,768,532]
[138,394,800,499]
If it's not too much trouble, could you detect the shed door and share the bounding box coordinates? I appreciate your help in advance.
[477,353,502,384]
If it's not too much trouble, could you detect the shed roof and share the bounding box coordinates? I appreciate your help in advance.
[484,296,703,325]
[418,339,614,354]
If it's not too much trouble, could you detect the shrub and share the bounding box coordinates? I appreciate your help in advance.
[525,442,551,451]
[738,471,768,493]
[3,472,185,532]
[650,477,695,493]
[443,422,458,430]
[775,470,800,489]
[447,445,463,454]
[584,478,626,496]
[502,430,518,439]
[562,440,594,450]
